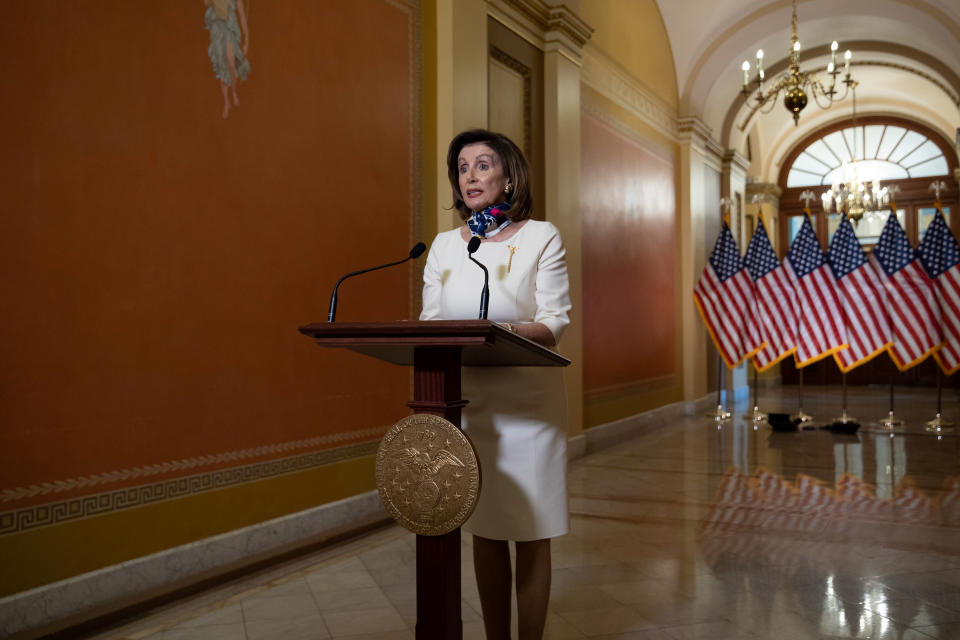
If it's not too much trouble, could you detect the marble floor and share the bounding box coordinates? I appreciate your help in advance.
[85,385,960,640]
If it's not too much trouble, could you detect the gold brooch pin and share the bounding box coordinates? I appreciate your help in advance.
[507,245,519,273]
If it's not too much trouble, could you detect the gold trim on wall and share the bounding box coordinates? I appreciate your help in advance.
[0,440,379,536]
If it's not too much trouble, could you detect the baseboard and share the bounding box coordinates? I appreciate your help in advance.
[570,393,715,459]
[0,491,389,639]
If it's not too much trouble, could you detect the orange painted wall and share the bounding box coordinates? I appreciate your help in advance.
[581,111,678,413]
[0,0,419,590]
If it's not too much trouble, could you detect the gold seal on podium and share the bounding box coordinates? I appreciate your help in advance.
[375,414,480,536]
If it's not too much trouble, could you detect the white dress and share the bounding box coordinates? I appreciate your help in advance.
[420,220,571,540]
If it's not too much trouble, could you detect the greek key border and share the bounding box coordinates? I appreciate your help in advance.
[0,440,379,536]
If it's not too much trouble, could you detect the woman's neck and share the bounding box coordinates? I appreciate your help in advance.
[461,219,528,243]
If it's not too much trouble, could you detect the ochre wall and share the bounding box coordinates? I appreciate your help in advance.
[0,0,419,595]
[577,0,678,109]
[580,95,681,426]
[576,0,684,427]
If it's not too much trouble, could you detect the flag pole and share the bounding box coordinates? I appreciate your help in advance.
[873,193,905,432]
[705,197,736,424]
[829,372,859,432]
[742,363,767,425]
[922,188,954,434]
[707,352,732,422]
[925,365,954,432]
[791,192,822,426]
[875,362,903,431]
[792,366,814,423]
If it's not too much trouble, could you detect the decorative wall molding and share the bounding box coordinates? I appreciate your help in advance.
[495,0,593,49]
[0,439,381,536]
[582,46,678,141]
[2,426,387,506]
[384,0,424,319]
[490,46,533,156]
[723,149,750,173]
[678,115,724,162]
[746,181,784,200]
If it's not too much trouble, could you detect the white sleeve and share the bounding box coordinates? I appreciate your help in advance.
[534,223,571,343]
[419,237,442,320]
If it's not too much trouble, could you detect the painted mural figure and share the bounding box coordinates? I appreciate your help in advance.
[204,0,250,118]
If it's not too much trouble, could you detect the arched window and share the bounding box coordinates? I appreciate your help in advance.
[778,116,957,250]
[786,124,949,188]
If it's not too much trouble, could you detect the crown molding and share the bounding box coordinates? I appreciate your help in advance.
[746,181,784,200]
[582,46,678,140]
[678,115,723,162]
[723,149,751,173]
[490,0,592,60]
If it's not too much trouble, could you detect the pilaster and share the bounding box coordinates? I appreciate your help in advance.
[543,12,588,438]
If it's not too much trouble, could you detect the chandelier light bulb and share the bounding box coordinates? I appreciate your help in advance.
[827,62,835,73]
[742,60,750,71]
[844,50,852,60]
[831,41,838,51]
[794,41,801,52]
[757,49,764,60]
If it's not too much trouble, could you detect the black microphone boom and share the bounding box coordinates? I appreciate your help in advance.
[328,242,427,322]
[466,237,489,320]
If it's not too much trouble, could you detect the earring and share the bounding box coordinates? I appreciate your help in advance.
[504,182,512,193]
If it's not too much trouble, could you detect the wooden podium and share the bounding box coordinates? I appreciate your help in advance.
[298,320,570,640]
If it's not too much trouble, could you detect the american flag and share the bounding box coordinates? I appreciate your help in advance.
[694,223,764,368]
[743,219,796,371]
[783,214,847,366]
[826,215,892,372]
[873,214,939,370]
[916,211,960,374]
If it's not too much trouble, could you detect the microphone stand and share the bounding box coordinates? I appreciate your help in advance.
[328,242,426,322]
[467,237,489,320]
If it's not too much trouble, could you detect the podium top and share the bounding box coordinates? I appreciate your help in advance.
[298,320,570,367]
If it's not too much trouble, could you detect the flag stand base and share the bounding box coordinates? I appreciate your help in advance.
[742,405,768,426]
[828,410,860,434]
[925,413,954,433]
[707,404,731,422]
[870,411,904,433]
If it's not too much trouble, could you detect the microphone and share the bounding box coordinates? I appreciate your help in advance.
[466,237,489,320]
[328,242,427,322]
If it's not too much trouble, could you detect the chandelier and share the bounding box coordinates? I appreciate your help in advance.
[739,0,855,126]
[819,89,888,227]
[820,171,888,226]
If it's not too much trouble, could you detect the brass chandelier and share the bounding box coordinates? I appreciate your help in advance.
[740,0,856,125]
[819,89,888,227]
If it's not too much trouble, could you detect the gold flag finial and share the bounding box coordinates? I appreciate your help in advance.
[929,180,947,214]
[751,193,769,228]
[886,184,901,215]
[799,189,817,218]
[719,197,734,225]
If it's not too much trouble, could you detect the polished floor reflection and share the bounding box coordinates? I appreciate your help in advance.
[90,385,960,640]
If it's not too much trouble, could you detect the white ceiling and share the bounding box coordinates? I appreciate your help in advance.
[655,0,960,182]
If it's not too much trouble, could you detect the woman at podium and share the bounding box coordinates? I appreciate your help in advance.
[420,129,571,640]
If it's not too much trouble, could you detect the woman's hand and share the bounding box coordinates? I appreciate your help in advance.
[503,322,556,347]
